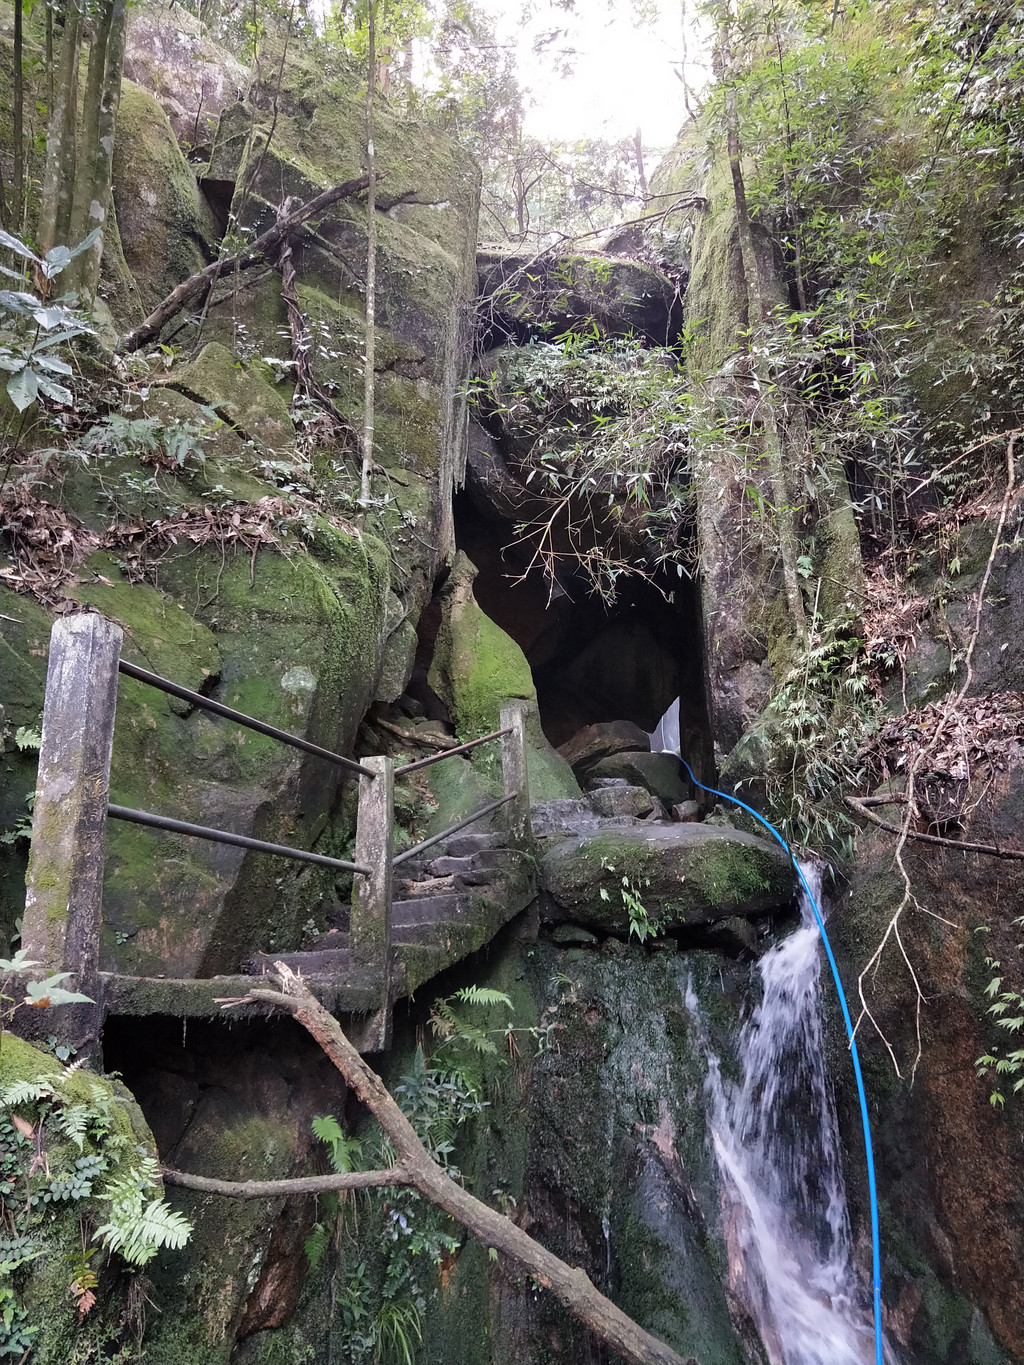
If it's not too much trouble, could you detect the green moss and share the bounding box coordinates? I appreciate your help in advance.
[541,826,793,933]
[110,80,220,318]
[428,553,536,739]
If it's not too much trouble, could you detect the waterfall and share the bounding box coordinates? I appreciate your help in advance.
[688,865,893,1365]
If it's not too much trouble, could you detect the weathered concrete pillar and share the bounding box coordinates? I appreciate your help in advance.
[351,754,393,1051]
[22,613,122,1045]
[500,702,530,846]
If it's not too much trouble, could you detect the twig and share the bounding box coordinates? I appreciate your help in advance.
[373,717,458,750]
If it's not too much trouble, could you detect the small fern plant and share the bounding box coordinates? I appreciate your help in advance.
[92,1155,192,1265]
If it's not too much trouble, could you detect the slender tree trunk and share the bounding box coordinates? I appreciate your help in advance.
[68,0,129,303]
[634,127,648,202]
[360,0,379,505]
[38,0,83,256]
[724,75,806,642]
[12,0,24,232]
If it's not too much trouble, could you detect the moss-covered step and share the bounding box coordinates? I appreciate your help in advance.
[540,823,795,933]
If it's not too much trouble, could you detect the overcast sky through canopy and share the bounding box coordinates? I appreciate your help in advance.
[479,0,708,151]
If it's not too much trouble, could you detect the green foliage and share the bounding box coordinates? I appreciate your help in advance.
[599,859,661,942]
[471,332,693,598]
[757,618,879,857]
[92,1157,193,1266]
[0,1060,192,1355]
[975,919,1024,1107]
[0,229,98,413]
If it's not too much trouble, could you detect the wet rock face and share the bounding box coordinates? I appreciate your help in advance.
[540,821,796,934]
[477,249,683,347]
[103,1013,344,1363]
[836,765,1024,1365]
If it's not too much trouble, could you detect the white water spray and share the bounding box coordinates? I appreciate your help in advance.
[689,865,892,1365]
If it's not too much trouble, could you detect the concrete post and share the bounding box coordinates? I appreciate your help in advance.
[22,613,122,1046]
[351,754,393,1051]
[500,702,530,846]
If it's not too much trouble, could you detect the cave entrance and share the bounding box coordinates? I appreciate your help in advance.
[453,486,714,775]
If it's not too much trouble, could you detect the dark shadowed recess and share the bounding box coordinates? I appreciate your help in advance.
[452,486,714,772]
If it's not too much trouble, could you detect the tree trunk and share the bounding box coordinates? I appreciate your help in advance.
[12,0,24,231]
[163,967,700,1365]
[38,0,82,256]
[360,0,379,506]
[725,85,806,643]
[68,0,129,303]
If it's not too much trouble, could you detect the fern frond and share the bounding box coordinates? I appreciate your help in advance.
[95,1197,192,1266]
[454,986,513,1010]
[1,1079,54,1106]
[304,1221,330,1271]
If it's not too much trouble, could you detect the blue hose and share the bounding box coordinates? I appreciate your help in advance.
[678,758,884,1365]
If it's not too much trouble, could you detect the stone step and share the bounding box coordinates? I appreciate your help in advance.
[443,831,500,856]
[424,850,512,884]
[242,947,351,976]
[392,920,464,946]
[388,893,464,923]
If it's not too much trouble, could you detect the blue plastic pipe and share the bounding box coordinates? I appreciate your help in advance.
[678,758,884,1365]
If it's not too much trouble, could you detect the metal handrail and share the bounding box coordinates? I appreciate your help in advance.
[108,804,372,875]
[392,795,513,867]
[393,726,512,777]
[118,659,374,777]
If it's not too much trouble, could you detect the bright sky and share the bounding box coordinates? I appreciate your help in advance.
[482,0,709,152]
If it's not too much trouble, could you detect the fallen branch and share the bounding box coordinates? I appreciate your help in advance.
[162,1166,411,1197]
[119,174,373,353]
[191,965,696,1365]
[846,795,1024,860]
[373,716,459,749]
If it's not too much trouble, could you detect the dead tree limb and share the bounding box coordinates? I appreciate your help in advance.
[846,795,1024,860]
[163,1166,412,1197]
[184,965,698,1365]
[118,174,373,353]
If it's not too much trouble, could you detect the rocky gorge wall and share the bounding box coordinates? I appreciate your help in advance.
[2,3,1023,1363]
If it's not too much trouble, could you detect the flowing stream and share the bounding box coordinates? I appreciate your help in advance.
[688,865,891,1365]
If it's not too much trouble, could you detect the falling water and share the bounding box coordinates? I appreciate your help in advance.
[689,865,891,1365]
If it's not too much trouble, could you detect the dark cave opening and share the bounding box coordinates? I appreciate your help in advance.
[452,484,714,776]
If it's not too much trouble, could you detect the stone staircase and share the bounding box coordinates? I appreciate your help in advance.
[104,824,535,1033]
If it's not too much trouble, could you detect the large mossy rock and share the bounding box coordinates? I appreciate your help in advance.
[0,1036,161,1365]
[540,823,795,933]
[835,766,1024,1365]
[428,550,536,736]
[477,249,680,344]
[109,79,221,317]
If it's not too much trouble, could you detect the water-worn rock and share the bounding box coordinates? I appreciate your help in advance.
[558,719,651,772]
[587,750,690,805]
[541,823,796,933]
[588,784,655,819]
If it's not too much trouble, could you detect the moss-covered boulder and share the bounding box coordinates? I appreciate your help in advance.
[110,79,221,319]
[428,551,536,736]
[155,342,296,455]
[540,823,795,933]
[0,1035,165,1365]
[477,248,681,344]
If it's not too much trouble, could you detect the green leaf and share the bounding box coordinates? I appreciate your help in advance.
[0,229,42,265]
[7,365,38,411]
[35,373,73,405]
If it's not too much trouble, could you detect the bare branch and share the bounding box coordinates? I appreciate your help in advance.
[118,173,374,353]
[162,1166,412,1197]
[202,968,698,1365]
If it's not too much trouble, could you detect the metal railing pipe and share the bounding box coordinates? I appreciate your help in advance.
[117,659,374,777]
[107,804,372,875]
[392,795,513,868]
[393,727,512,777]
